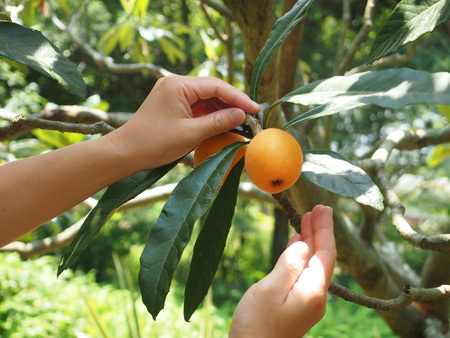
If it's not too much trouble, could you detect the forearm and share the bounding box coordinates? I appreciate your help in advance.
[0,133,138,247]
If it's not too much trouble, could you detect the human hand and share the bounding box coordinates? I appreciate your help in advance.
[229,205,336,338]
[109,75,260,171]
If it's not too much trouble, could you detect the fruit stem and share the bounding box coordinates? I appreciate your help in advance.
[272,191,302,234]
[244,114,263,137]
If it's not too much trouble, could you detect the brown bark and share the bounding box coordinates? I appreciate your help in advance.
[222,0,278,104]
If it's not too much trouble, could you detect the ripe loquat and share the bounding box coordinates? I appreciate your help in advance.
[245,128,303,194]
[194,132,247,181]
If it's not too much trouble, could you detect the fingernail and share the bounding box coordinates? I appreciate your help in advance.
[229,108,246,126]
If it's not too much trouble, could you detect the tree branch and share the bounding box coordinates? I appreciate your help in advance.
[0,110,115,141]
[376,165,450,251]
[199,0,233,21]
[328,282,450,311]
[199,0,235,84]
[335,0,377,75]
[272,191,303,233]
[51,10,173,78]
[346,39,419,75]
[357,126,450,250]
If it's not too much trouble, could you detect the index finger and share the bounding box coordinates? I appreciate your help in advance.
[184,76,261,114]
[308,205,336,286]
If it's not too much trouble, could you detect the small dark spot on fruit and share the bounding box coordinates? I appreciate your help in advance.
[271,179,283,186]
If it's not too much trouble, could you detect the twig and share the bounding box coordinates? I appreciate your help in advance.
[199,0,234,21]
[0,113,115,141]
[199,0,235,84]
[51,10,173,78]
[335,0,377,75]
[328,282,450,311]
[333,0,352,74]
[243,114,263,137]
[272,191,303,233]
[346,39,419,75]
[200,1,227,43]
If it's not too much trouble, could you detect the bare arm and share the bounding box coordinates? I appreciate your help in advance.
[0,75,260,247]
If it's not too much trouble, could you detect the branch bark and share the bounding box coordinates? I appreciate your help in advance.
[0,112,115,141]
[329,282,450,311]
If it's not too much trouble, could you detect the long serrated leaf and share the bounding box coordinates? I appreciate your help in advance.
[301,150,384,210]
[368,0,450,64]
[262,68,450,129]
[0,21,86,98]
[57,160,179,276]
[249,0,313,102]
[138,142,246,320]
[183,158,244,321]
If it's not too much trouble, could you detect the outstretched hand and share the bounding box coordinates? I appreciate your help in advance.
[229,205,336,338]
[110,75,260,171]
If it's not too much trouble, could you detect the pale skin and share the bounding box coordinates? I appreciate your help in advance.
[0,75,336,337]
[230,205,336,338]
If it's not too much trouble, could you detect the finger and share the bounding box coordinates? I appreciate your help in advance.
[300,211,313,252]
[185,76,260,114]
[286,234,301,248]
[187,107,247,139]
[261,239,310,300]
[297,205,336,290]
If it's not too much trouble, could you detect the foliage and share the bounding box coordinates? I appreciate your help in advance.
[0,250,394,338]
[0,21,86,98]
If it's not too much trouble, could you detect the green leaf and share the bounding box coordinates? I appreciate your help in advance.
[31,129,85,148]
[368,0,450,64]
[301,150,384,210]
[428,144,450,167]
[57,160,179,276]
[264,68,450,129]
[249,0,313,102]
[437,104,450,121]
[0,21,86,99]
[21,0,41,27]
[138,142,246,320]
[183,158,244,321]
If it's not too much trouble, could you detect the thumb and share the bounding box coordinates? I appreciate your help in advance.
[262,240,310,299]
[192,108,247,140]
